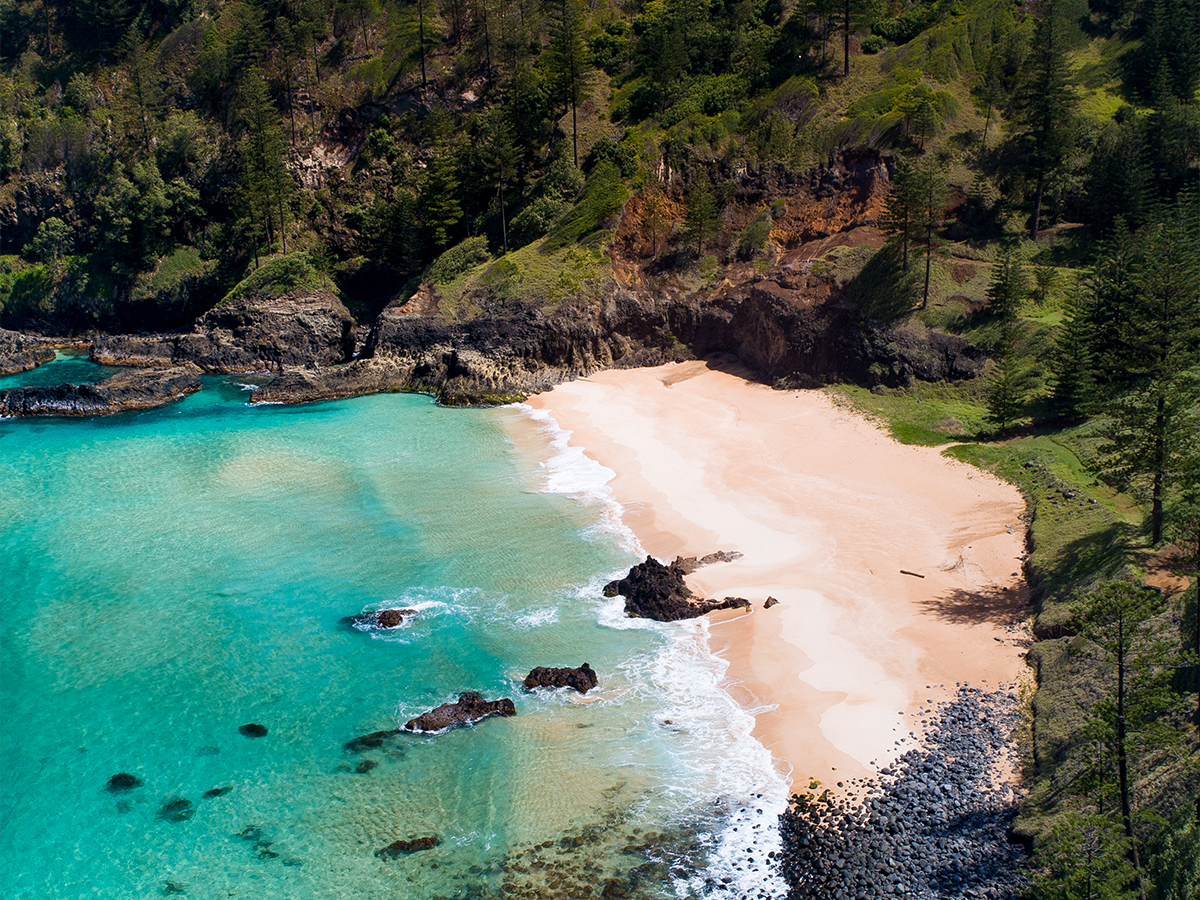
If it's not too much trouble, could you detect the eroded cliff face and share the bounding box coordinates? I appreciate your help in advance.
[3,149,985,412]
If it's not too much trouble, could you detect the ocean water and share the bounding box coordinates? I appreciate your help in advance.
[0,361,786,900]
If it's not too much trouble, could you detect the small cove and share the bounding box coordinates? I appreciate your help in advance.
[0,376,785,899]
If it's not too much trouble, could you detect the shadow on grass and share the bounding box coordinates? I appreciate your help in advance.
[919,584,1032,627]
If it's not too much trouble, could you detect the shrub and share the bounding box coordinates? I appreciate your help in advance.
[221,253,331,303]
[424,237,492,285]
[737,213,773,260]
[862,34,886,54]
[508,198,572,250]
[543,162,629,252]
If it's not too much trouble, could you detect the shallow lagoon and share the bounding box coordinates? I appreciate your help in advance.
[0,373,784,899]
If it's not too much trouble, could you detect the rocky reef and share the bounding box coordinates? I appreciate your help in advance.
[604,556,750,622]
[524,663,599,694]
[0,366,201,416]
[375,836,441,857]
[403,692,516,733]
[0,328,59,375]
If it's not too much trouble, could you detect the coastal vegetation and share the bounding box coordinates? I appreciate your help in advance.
[0,0,1197,895]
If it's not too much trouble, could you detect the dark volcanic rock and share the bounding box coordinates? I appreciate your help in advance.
[350,607,418,629]
[0,329,58,375]
[90,290,356,373]
[375,836,440,857]
[778,687,1029,900]
[202,786,232,798]
[157,797,195,822]
[604,556,751,621]
[105,772,143,792]
[764,596,780,609]
[238,723,268,738]
[670,550,744,574]
[0,367,201,417]
[403,692,516,733]
[524,663,599,694]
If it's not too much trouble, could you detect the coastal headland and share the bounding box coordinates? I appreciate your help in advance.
[528,359,1030,795]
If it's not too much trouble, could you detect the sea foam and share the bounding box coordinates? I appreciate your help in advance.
[523,403,789,899]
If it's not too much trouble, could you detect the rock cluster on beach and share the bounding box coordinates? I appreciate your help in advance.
[524,663,598,693]
[403,692,516,732]
[777,687,1029,900]
[604,555,750,621]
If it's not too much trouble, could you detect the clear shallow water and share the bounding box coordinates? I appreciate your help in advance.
[0,376,786,899]
[0,352,122,389]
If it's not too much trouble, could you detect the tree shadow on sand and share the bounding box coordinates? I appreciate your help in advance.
[918,584,1032,627]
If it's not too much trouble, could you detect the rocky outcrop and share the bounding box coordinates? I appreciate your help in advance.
[105,773,143,792]
[403,692,516,733]
[238,723,268,738]
[349,607,417,629]
[603,556,751,621]
[90,290,356,373]
[670,550,743,574]
[375,836,440,857]
[0,329,59,375]
[0,366,201,417]
[524,663,599,694]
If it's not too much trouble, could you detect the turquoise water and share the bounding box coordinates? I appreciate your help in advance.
[0,366,786,900]
[0,352,121,389]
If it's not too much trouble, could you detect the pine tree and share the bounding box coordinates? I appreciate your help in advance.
[1006,0,1077,239]
[1075,580,1176,892]
[420,144,463,251]
[684,169,717,257]
[985,323,1027,436]
[882,159,920,272]
[912,157,948,308]
[1049,281,1097,421]
[641,184,666,259]
[546,0,592,168]
[237,69,292,260]
[1100,204,1200,544]
[837,0,884,77]
[986,251,1026,321]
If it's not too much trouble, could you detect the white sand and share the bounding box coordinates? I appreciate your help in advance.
[527,361,1029,793]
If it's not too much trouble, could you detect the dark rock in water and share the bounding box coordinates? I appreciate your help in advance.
[162,879,187,895]
[238,723,268,738]
[350,607,418,629]
[764,596,780,609]
[356,759,378,774]
[202,786,232,798]
[524,663,599,694]
[116,800,133,814]
[237,826,264,842]
[105,772,143,792]
[157,797,195,822]
[403,692,516,732]
[375,836,441,857]
[0,366,202,418]
[344,729,401,752]
[282,857,303,867]
[604,556,752,621]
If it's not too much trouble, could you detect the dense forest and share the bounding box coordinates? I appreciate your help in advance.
[1,0,1197,895]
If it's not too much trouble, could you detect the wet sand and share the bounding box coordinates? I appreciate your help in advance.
[527,360,1029,794]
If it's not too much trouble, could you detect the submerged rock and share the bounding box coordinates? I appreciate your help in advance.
[202,786,232,798]
[403,692,515,733]
[375,836,440,857]
[603,556,751,621]
[105,772,143,792]
[356,759,378,774]
[524,663,599,694]
[238,723,268,738]
[344,729,401,752]
[157,797,194,823]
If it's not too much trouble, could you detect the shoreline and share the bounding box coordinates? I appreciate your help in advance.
[526,360,1030,796]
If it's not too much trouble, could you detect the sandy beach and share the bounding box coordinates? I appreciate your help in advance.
[527,360,1029,795]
